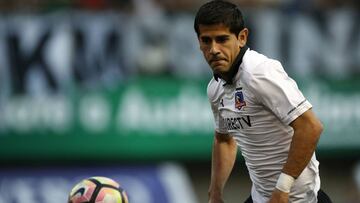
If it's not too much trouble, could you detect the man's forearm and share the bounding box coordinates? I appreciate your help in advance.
[209,132,237,198]
[282,110,323,178]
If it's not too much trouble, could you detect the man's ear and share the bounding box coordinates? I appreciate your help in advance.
[238,28,248,47]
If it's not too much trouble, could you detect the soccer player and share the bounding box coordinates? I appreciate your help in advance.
[193,1,332,203]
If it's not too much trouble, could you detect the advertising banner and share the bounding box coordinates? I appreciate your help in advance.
[1,76,360,161]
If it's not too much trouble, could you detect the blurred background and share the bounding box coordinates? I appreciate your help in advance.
[0,0,359,202]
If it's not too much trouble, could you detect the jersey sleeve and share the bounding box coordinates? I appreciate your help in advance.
[207,80,228,134]
[248,60,312,125]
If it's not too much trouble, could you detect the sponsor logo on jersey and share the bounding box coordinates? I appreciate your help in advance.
[235,89,246,110]
[222,115,252,130]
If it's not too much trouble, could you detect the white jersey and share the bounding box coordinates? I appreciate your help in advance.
[207,48,320,203]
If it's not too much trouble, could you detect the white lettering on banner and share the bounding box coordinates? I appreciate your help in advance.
[0,96,72,133]
[0,179,39,203]
[117,87,213,134]
[307,86,360,129]
[39,179,71,203]
[79,95,111,133]
[159,163,198,203]
[0,82,359,142]
[115,177,152,203]
[306,85,360,147]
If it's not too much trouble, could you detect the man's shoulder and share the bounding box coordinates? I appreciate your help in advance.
[242,49,283,75]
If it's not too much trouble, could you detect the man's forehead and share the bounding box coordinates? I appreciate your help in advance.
[198,24,233,37]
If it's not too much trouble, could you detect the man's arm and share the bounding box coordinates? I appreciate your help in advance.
[269,109,323,203]
[208,131,237,203]
[283,108,323,177]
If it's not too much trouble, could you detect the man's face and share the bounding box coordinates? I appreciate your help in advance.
[198,24,243,75]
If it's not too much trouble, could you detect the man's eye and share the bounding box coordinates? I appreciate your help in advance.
[216,37,228,43]
[201,38,211,44]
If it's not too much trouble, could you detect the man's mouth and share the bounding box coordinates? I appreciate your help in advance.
[210,58,225,63]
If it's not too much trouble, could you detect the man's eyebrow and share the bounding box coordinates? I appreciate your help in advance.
[200,36,211,40]
[200,34,230,39]
[216,35,230,39]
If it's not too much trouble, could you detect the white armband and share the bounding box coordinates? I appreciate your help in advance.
[275,173,295,193]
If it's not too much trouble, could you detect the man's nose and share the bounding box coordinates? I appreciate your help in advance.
[209,42,220,54]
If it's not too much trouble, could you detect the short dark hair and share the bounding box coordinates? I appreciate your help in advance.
[194,0,245,37]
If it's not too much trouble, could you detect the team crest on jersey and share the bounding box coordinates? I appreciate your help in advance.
[235,89,246,110]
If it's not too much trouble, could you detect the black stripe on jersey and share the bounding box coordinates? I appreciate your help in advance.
[287,99,306,115]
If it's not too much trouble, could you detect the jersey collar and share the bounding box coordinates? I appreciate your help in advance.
[214,45,248,85]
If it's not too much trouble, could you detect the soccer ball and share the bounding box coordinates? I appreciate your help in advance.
[68,176,129,203]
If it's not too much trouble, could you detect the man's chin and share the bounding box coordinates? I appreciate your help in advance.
[212,66,228,74]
